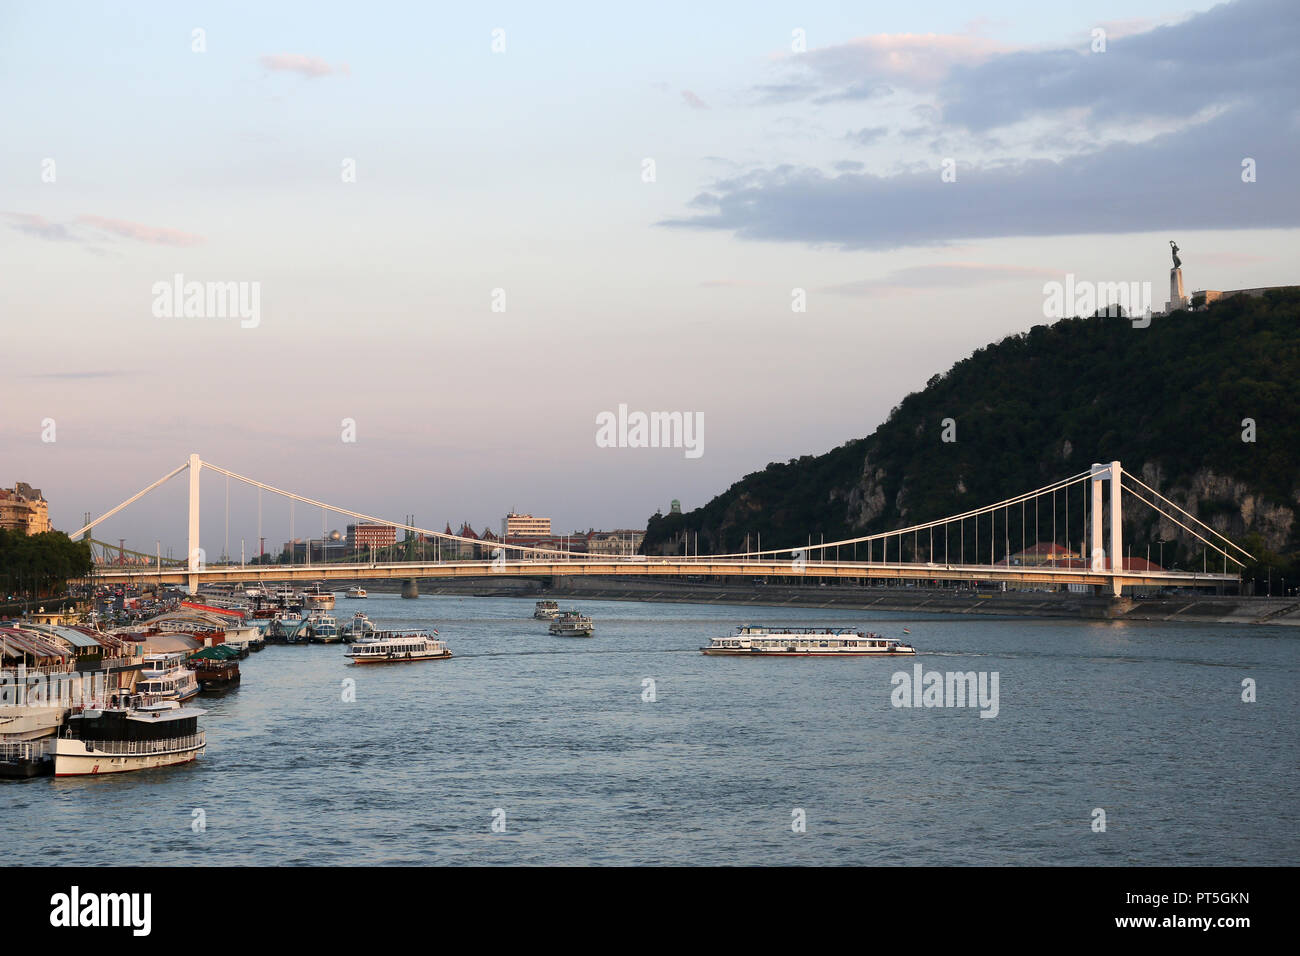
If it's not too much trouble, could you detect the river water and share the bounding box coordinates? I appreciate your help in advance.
[3,595,1296,865]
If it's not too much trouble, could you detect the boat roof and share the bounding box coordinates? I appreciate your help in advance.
[357,629,439,640]
[13,622,112,649]
[72,705,206,722]
[736,625,872,635]
[0,627,70,660]
[126,706,206,723]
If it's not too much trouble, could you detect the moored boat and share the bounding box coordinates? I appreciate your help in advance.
[188,647,242,690]
[303,584,336,610]
[137,654,201,701]
[0,739,54,778]
[701,625,916,656]
[344,629,450,664]
[345,586,368,599]
[340,611,375,643]
[306,611,342,644]
[548,611,593,637]
[53,700,206,777]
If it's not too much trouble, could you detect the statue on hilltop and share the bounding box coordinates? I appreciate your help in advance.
[1169,240,1181,270]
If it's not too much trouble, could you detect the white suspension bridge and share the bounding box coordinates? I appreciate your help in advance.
[76,454,1245,596]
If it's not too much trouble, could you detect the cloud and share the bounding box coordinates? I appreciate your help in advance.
[259,54,349,78]
[664,103,1297,248]
[939,0,1296,130]
[758,32,1007,105]
[5,214,205,248]
[666,0,1300,249]
[846,126,889,146]
[78,216,205,247]
[699,278,767,288]
[22,370,136,380]
[824,262,1059,296]
[3,213,76,242]
[681,90,709,110]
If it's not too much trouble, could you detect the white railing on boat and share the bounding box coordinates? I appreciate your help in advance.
[0,740,51,760]
[80,732,205,756]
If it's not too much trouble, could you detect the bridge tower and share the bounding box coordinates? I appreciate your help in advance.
[1089,461,1123,596]
[187,453,201,595]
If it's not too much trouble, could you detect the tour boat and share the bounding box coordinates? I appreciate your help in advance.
[137,654,201,701]
[53,700,206,777]
[548,611,594,637]
[344,629,451,664]
[700,625,916,656]
[345,586,368,599]
[340,611,375,643]
[303,584,336,610]
[533,600,560,620]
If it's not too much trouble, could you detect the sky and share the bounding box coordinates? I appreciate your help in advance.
[1,0,1297,556]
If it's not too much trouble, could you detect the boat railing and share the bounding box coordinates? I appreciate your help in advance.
[0,663,73,680]
[0,739,52,760]
[82,732,205,756]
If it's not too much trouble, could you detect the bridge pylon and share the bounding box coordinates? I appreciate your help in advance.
[1089,461,1123,596]
[187,453,201,595]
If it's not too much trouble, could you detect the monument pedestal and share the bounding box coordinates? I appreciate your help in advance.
[1166,267,1187,312]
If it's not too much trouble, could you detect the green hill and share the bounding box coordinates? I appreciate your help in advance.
[643,290,1300,591]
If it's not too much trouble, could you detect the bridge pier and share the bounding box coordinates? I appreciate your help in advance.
[401,578,419,599]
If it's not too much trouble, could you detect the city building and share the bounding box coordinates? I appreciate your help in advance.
[501,532,590,560]
[588,530,646,556]
[503,513,551,537]
[346,523,397,552]
[1191,285,1300,309]
[283,533,349,563]
[0,483,52,534]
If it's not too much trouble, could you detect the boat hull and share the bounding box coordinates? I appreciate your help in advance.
[0,757,53,778]
[347,651,452,664]
[700,648,915,656]
[0,741,54,778]
[53,736,205,777]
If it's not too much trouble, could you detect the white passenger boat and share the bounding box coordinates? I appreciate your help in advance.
[345,587,368,599]
[53,700,206,777]
[533,600,559,620]
[701,625,916,656]
[344,629,451,664]
[137,654,201,701]
[548,611,593,637]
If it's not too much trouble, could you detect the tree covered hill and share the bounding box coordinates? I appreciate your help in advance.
[644,289,1300,583]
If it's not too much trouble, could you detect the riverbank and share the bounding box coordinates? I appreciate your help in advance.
[350,576,1300,627]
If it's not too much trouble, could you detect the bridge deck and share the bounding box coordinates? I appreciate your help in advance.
[88,559,1238,589]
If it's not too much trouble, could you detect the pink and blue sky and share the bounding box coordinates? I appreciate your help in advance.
[2,0,1296,554]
